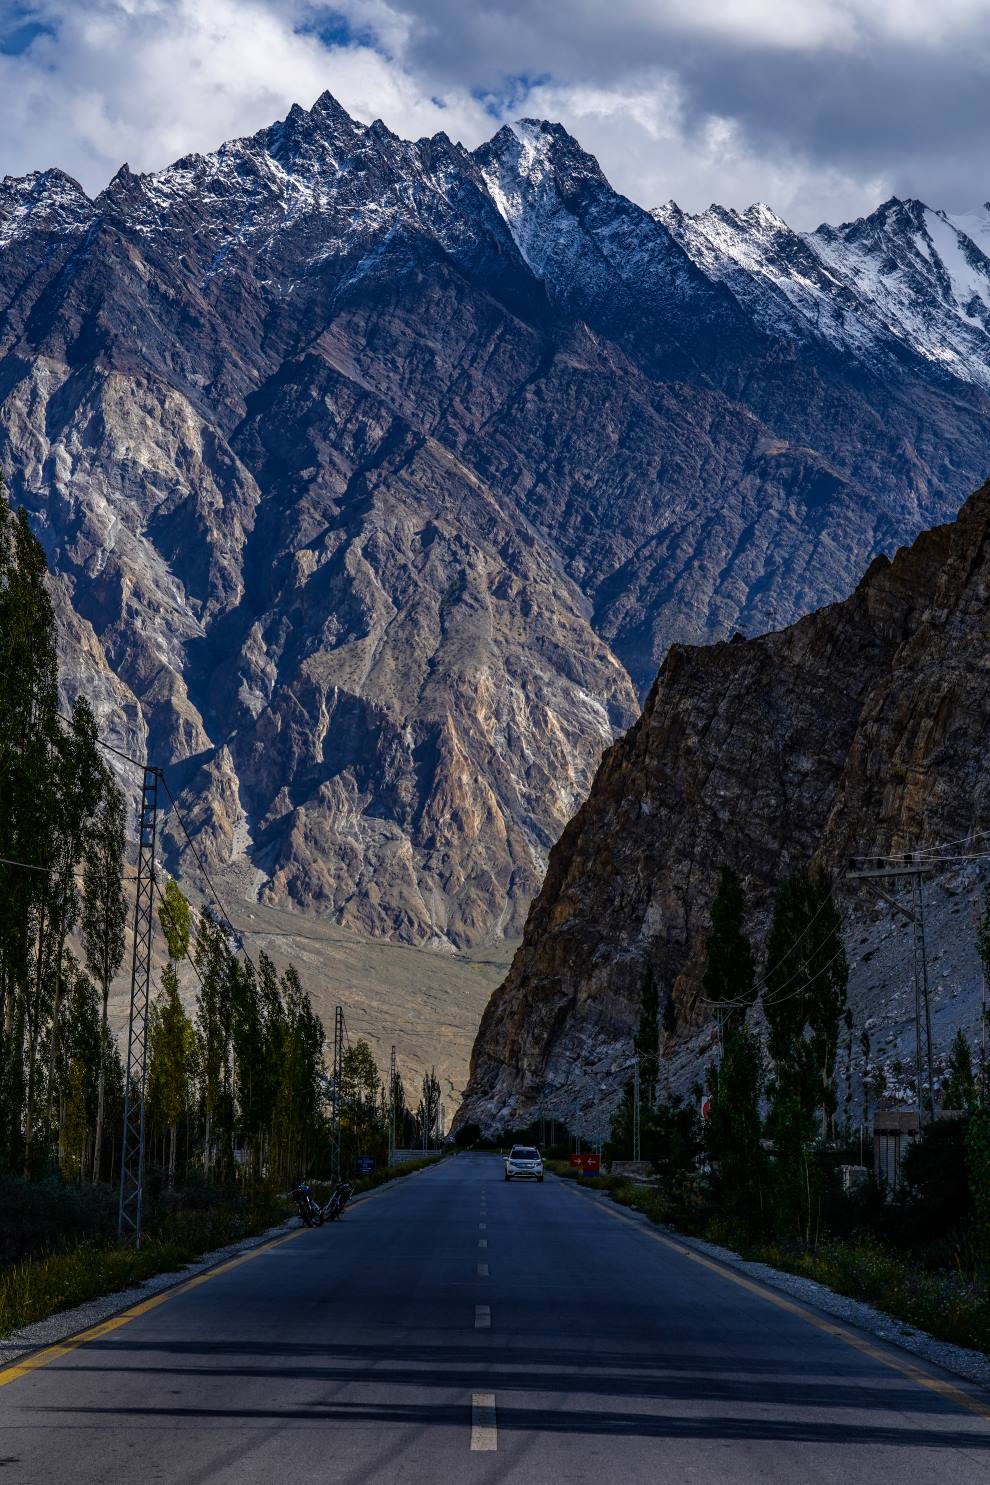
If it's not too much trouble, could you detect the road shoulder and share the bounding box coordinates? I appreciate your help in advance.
[556,1175,990,1392]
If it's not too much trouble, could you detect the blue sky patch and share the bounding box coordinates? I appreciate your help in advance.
[474,74,552,121]
[0,15,53,56]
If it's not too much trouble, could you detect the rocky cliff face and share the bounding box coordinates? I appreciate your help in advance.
[457,482,990,1131]
[3,97,990,947]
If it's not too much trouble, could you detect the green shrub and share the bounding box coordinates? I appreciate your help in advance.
[0,1176,117,1267]
[0,1191,289,1336]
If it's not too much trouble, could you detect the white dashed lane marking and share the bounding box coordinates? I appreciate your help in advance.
[478,1263,489,1277]
[478,1239,487,1249]
[471,1393,497,1451]
[475,1305,491,1330]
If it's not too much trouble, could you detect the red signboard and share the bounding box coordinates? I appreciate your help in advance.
[570,1153,601,1173]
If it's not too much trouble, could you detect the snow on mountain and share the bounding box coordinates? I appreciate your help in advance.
[0,168,92,249]
[93,92,520,302]
[658,195,990,389]
[2,92,990,950]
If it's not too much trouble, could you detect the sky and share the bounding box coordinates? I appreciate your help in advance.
[0,0,987,229]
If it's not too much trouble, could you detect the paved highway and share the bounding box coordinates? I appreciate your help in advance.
[2,1154,990,1482]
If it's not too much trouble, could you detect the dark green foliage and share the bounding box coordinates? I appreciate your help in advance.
[760,867,847,1241]
[900,1117,970,1245]
[966,1100,990,1263]
[0,1174,117,1267]
[707,1026,766,1230]
[763,866,848,1133]
[943,1029,977,1111]
[0,481,119,1177]
[647,1096,702,1181]
[703,865,756,1036]
[157,876,191,963]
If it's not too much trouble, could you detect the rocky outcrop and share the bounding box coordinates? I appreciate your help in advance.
[457,482,990,1131]
[3,96,990,947]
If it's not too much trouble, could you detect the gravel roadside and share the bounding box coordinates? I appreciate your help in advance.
[565,1180,990,1390]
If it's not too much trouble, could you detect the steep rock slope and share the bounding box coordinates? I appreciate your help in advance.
[458,482,990,1130]
[2,96,990,946]
[658,195,990,391]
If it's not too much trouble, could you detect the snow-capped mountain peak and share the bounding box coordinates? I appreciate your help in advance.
[0,168,92,248]
[660,190,990,389]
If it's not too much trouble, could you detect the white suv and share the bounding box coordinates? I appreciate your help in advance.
[504,1146,544,1182]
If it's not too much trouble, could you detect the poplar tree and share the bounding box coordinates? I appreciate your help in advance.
[417,1068,442,1150]
[195,916,235,1182]
[157,876,191,963]
[763,866,847,1134]
[82,771,127,1180]
[702,866,765,1230]
[0,497,60,1173]
[943,1030,977,1112]
[231,956,265,1178]
[762,866,847,1241]
[147,963,195,1186]
[703,866,756,1039]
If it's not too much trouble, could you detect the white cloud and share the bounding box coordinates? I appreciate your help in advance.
[0,0,986,227]
[0,0,492,194]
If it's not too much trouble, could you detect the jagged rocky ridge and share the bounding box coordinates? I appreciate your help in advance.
[457,481,990,1132]
[3,98,990,946]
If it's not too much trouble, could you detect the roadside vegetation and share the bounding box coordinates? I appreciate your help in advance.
[519,864,990,1357]
[0,1154,448,1336]
[0,478,446,1334]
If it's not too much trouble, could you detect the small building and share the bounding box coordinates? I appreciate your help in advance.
[873,1110,920,1190]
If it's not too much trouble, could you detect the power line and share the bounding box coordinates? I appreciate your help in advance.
[56,709,150,772]
[158,773,253,968]
[703,919,848,1012]
[0,853,139,881]
[754,890,836,996]
[851,830,990,864]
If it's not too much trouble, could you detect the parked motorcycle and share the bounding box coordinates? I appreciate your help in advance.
[321,1179,353,1222]
[291,1181,324,1227]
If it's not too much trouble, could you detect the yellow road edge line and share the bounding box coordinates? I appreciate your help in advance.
[0,1176,403,1390]
[558,1178,990,1423]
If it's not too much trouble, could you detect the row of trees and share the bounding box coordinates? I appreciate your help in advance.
[0,487,130,1180]
[0,481,442,1193]
[145,884,446,1189]
[703,863,850,1240]
[622,862,990,1252]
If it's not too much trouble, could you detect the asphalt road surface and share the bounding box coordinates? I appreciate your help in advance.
[2,1154,990,1483]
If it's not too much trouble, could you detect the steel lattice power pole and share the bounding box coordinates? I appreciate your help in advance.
[118,766,160,1245]
[332,1006,344,1180]
[632,1056,641,1162]
[389,1044,397,1164]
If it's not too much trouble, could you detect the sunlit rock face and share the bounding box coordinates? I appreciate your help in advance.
[458,483,990,1132]
[2,97,989,947]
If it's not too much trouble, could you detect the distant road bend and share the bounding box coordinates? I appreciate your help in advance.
[2,1156,990,1482]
